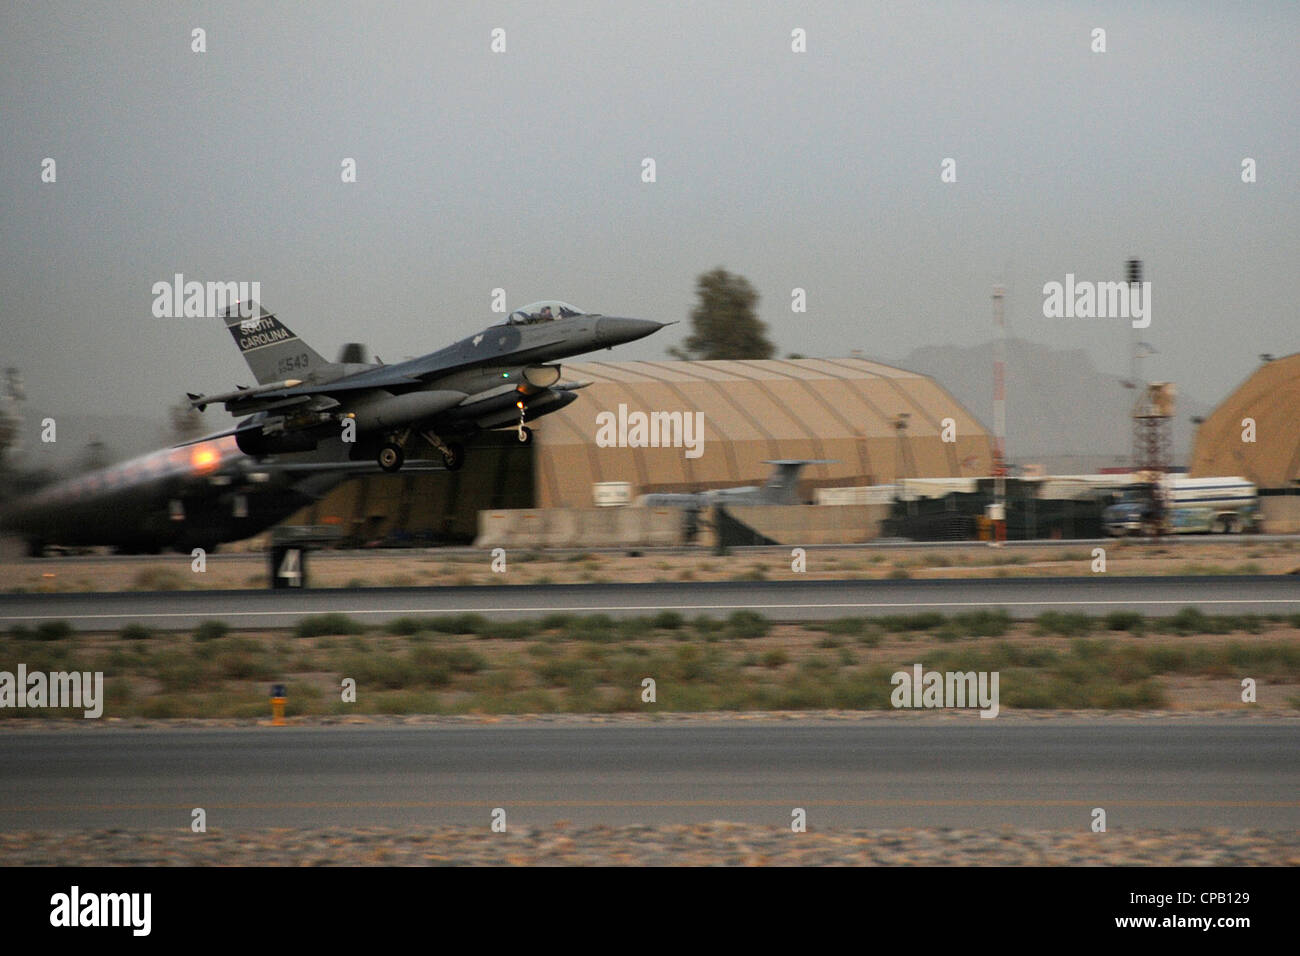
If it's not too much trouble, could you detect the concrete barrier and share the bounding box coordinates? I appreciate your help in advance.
[475,507,684,549]
[475,504,890,548]
[725,504,890,544]
[618,507,683,547]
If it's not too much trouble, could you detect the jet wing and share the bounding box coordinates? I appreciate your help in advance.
[190,371,426,414]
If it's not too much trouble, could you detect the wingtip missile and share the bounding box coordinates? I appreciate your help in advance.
[188,379,304,410]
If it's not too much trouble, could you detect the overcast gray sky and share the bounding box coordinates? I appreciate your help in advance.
[2,2,1296,445]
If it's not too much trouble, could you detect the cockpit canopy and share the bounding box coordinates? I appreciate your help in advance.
[505,301,588,325]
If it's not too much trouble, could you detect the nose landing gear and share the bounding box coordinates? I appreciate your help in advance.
[516,399,534,444]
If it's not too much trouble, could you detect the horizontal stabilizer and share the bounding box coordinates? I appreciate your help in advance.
[172,421,260,447]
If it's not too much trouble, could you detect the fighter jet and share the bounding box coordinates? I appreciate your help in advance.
[187,300,666,473]
[0,435,353,555]
[636,460,837,508]
[1,350,481,556]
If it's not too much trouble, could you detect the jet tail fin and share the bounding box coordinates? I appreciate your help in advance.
[760,459,838,504]
[223,303,329,385]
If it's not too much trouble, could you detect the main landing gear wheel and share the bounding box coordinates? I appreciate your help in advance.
[517,425,533,445]
[442,441,465,471]
[378,443,405,473]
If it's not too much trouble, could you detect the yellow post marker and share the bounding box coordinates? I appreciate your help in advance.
[270,683,287,726]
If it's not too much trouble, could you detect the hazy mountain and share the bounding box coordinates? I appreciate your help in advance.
[882,338,1215,474]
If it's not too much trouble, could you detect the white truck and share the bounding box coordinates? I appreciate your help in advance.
[1103,476,1258,536]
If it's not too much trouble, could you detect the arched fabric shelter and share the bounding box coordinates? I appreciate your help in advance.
[1189,353,1300,488]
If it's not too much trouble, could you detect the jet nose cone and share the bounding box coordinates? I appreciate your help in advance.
[595,317,665,346]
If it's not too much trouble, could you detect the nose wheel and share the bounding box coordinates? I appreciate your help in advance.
[517,425,533,444]
[378,443,405,473]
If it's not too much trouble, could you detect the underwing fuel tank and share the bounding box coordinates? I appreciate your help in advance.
[441,386,579,431]
[344,389,468,431]
[472,387,577,428]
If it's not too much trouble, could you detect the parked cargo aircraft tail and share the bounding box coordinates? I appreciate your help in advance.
[760,460,838,505]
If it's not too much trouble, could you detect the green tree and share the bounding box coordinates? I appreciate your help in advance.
[669,268,775,360]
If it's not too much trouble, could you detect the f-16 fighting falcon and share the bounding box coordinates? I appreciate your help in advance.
[188,301,667,473]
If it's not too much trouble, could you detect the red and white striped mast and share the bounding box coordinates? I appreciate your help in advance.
[991,285,1007,541]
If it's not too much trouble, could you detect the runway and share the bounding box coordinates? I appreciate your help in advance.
[0,721,1294,830]
[0,575,1298,630]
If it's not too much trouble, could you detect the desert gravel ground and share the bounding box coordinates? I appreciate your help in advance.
[6,539,1300,592]
[2,824,1295,866]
